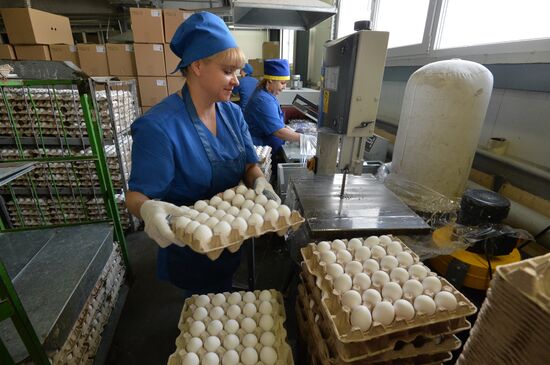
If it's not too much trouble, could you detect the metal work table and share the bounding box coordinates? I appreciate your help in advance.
[289,174,430,239]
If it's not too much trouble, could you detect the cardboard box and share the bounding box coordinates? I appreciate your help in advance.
[49,44,79,66]
[0,44,15,60]
[1,8,74,45]
[138,77,168,106]
[14,45,51,60]
[106,43,136,76]
[135,43,166,76]
[262,41,280,59]
[167,76,186,94]
[77,44,109,76]
[142,106,152,114]
[249,58,264,77]
[164,44,180,75]
[163,9,193,43]
[130,8,164,44]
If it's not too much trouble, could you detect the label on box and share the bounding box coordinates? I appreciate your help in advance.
[151,10,161,17]
[96,45,105,53]
[156,79,166,86]
[125,44,134,52]
[153,44,163,52]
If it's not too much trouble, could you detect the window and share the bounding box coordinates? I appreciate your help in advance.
[374,0,430,48]
[337,0,372,38]
[281,29,295,66]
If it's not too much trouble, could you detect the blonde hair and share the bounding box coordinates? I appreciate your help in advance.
[182,47,246,77]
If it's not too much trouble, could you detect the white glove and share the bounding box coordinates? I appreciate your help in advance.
[140,200,187,248]
[253,176,281,204]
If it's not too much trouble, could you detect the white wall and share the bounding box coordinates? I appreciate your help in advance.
[231,29,268,61]
[307,18,332,85]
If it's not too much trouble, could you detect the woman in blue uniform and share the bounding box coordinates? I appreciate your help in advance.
[126,12,279,294]
[243,59,302,156]
[232,63,258,111]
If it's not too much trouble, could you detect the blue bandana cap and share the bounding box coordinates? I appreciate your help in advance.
[242,63,253,75]
[264,59,290,80]
[170,12,237,71]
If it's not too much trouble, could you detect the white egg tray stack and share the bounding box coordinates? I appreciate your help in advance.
[296,284,460,365]
[300,236,476,361]
[167,289,294,365]
[254,146,272,182]
[457,253,550,365]
[169,184,304,260]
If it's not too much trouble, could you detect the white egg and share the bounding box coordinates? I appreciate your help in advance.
[209,196,223,207]
[403,279,424,298]
[345,261,363,276]
[394,299,415,320]
[213,221,232,237]
[223,189,236,202]
[209,306,224,320]
[204,336,221,352]
[414,295,436,315]
[244,189,257,200]
[354,246,371,261]
[342,290,362,308]
[264,208,280,226]
[380,255,399,271]
[227,304,241,319]
[241,347,258,365]
[320,250,337,265]
[422,276,442,295]
[334,273,352,293]
[203,352,219,365]
[364,236,380,248]
[247,213,264,228]
[243,291,256,303]
[195,294,211,307]
[231,194,246,208]
[397,251,414,267]
[382,282,403,302]
[235,184,248,195]
[193,224,213,245]
[180,205,191,212]
[251,204,266,216]
[185,221,201,234]
[192,306,208,321]
[326,263,344,278]
[210,293,225,307]
[277,205,291,220]
[353,273,371,290]
[362,289,382,307]
[390,267,409,284]
[203,205,217,216]
[182,352,200,365]
[221,214,235,224]
[259,290,272,301]
[227,292,242,305]
[173,216,191,231]
[194,200,208,212]
[230,217,248,235]
[254,194,268,206]
[223,333,240,350]
[222,350,239,365]
[243,302,257,317]
[331,239,347,251]
[363,259,380,274]
[195,212,210,224]
[434,291,458,311]
[350,305,372,331]
[241,317,257,333]
[260,331,276,347]
[241,199,255,211]
[372,301,395,325]
[347,238,363,251]
[189,321,205,337]
[242,333,258,347]
[185,209,200,219]
[371,245,387,260]
[337,250,353,264]
[237,208,252,220]
[217,201,232,211]
[226,206,240,217]
[207,319,223,336]
[259,301,273,315]
[186,337,203,353]
[259,314,274,331]
[379,235,392,245]
[205,216,220,229]
[260,346,278,365]
[264,199,279,211]
[317,241,331,252]
[387,241,403,255]
[409,264,428,280]
[224,319,239,334]
[371,270,390,287]
[212,209,227,220]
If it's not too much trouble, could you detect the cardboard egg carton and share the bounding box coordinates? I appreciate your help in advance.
[168,289,294,365]
[296,289,456,365]
[301,241,476,345]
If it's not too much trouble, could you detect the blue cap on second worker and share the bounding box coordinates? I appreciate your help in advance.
[242,63,254,75]
[263,59,290,80]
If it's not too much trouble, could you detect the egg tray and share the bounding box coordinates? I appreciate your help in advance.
[301,244,477,343]
[296,293,455,365]
[298,278,464,362]
[168,289,294,365]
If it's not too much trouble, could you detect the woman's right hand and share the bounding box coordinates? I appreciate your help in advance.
[140,200,188,247]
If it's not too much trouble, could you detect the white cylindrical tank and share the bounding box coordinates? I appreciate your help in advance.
[391,59,493,200]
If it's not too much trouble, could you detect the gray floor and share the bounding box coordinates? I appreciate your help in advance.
[105,230,300,365]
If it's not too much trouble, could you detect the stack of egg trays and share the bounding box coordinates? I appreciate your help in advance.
[457,253,550,365]
[255,145,272,182]
[300,238,476,362]
[296,283,460,365]
[167,289,294,365]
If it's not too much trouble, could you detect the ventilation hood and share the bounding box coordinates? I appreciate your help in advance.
[231,0,336,30]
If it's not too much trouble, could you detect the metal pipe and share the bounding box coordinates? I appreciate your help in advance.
[476,148,550,182]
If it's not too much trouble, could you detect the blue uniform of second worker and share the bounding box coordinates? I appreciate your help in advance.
[233,75,258,111]
[244,88,285,154]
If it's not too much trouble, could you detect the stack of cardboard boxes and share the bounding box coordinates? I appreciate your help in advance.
[248,41,281,78]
